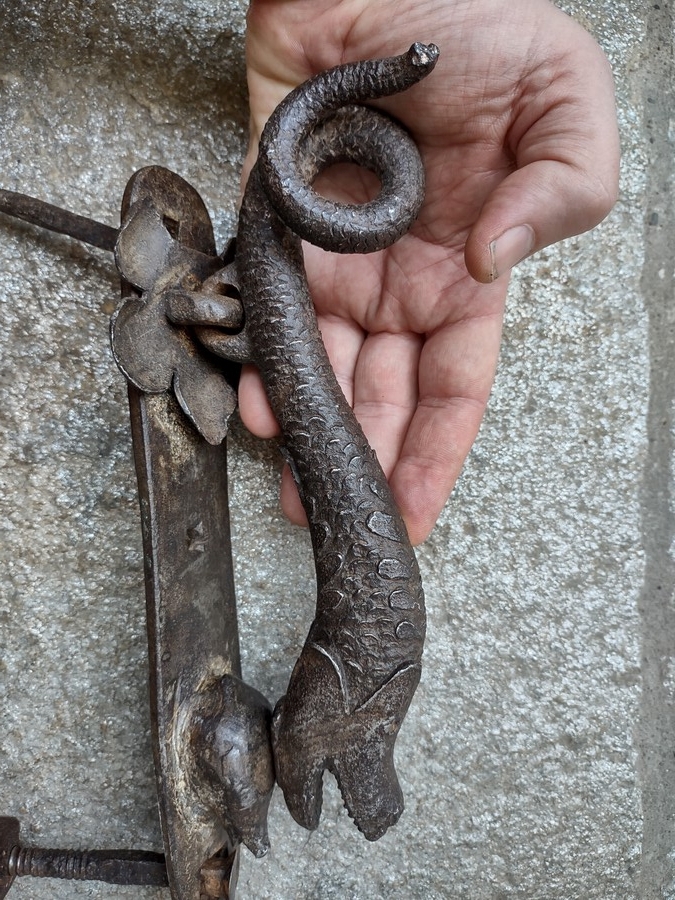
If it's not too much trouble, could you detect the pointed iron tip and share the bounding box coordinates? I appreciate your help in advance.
[408,42,440,70]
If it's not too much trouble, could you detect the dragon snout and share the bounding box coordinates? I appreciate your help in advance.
[272,645,421,838]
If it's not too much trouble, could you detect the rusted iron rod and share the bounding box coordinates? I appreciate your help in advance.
[0,188,117,251]
[6,845,168,886]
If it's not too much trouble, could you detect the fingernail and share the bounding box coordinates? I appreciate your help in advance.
[489,225,535,281]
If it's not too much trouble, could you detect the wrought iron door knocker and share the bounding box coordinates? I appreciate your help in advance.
[0,42,439,900]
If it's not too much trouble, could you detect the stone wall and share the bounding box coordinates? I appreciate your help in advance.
[0,1,666,897]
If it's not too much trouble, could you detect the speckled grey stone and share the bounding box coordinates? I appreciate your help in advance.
[0,0,663,898]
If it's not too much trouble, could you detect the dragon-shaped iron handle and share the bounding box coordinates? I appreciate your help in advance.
[227,43,439,841]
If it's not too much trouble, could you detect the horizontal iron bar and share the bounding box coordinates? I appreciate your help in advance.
[0,189,117,251]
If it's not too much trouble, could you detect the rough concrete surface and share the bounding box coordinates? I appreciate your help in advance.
[0,0,666,897]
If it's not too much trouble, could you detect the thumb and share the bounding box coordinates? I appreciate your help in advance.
[465,157,619,283]
[465,46,620,283]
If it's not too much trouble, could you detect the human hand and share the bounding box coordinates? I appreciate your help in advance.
[239,0,619,545]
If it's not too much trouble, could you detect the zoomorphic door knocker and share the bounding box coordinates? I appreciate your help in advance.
[0,42,439,900]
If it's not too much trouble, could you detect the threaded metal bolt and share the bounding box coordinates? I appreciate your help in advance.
[0,817,167,897]
[6,843,168,884]
[0,817,238,898]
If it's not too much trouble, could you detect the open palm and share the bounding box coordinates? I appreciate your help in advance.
[239,0,619,544]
